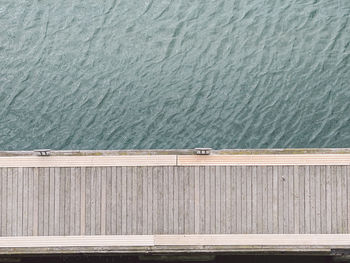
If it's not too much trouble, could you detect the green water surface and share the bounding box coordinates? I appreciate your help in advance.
[0,0,350,150]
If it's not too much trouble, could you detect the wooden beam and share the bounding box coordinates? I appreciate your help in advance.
[0,154,350,167]
[0,156,177,168]
[178,154,350,166]
[0,235,350,255]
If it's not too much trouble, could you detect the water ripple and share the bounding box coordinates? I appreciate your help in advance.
[0,0,350,150]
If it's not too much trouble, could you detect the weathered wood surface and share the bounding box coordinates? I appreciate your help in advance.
[0,156,177,168]
[1,154,350,167]
[1,234,350,255]
[0,166,349,236]
[177,154,350,166]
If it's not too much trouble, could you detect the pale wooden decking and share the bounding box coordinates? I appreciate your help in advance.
[1,165,349,236]
[1,235,350,254]
[0,154,350,167]
[178,154,350,166]
[0,155,177,168]
[0,235,154,247]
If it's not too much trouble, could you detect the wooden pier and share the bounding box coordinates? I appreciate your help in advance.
[0,149,350,258]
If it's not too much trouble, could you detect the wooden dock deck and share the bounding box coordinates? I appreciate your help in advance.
[0,149,350,257]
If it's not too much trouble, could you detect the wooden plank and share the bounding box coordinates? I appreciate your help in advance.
[64,168,71,235]
[22,168,29,236]
[37,168,44,236]
[263,166,269,234]
[305,166,310,233]
[168,166,174,234]
[257,166,263,234]
[116,167,123,235]
[48,168,55,236]
[189,166,195,233]
[43,168,50,236]
[163,167,169,233]
[325,166,332,234]
[3,154,350,168]
[315,166,321,234]
[293,166,299,234]
[105,167,112,235]
[75,168,81,235]
[132,167,138,234]
[6,168,11,236]
[283,166,288,234]
[215,166,220,234]
[33,168,39,236]
[12,168,18,236]
[241,166,247,234]
[251,166,257,234]
[67,168,74,235]
[163,167,169,234]
[225,166,231,234]
[0,169,5,236]
[210,166,216,234]
[85,168,91,235]
[152,167,158,234]
[116,167,122,235]
[173,167,179,234]
[236,166,242,234]
[141,167,147,235]
[154,234,350,246]
[0,234,348,249]
[272,166,278,234]
[124,167,131,234]
[178,154,350,166]
[68,168,75,235]
[184,167,190,234]
[147,166,153,235]
[90,167,96,235]
[3,235,350,254]
[204,166,210,234]
[101,167,107,235]
[104,167,113,235]
[17,168,23,236]
[267,166,273,234]
[348,166,350,233]
[0,235,155,247]
[320,166,326,233]
[54,168,60,236]
[220,166,226,234]
[299,166,305,234]
[288,166,294,234]
[95,168,102,235]
[194,166,199,234]
[96,167,101,234]
[341,166,347,234]
[5,168,10,236]
[28,168,34,236]
[178,167,184,234]
[0,155,177,167]
[310,166,316,234]
[331,166,337,233]
[111,167,117,235]
[137,167,143,235]
[336,166,342,233]
[277,166,283,234]
[0,169,1,236]
[80,167,86,235]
